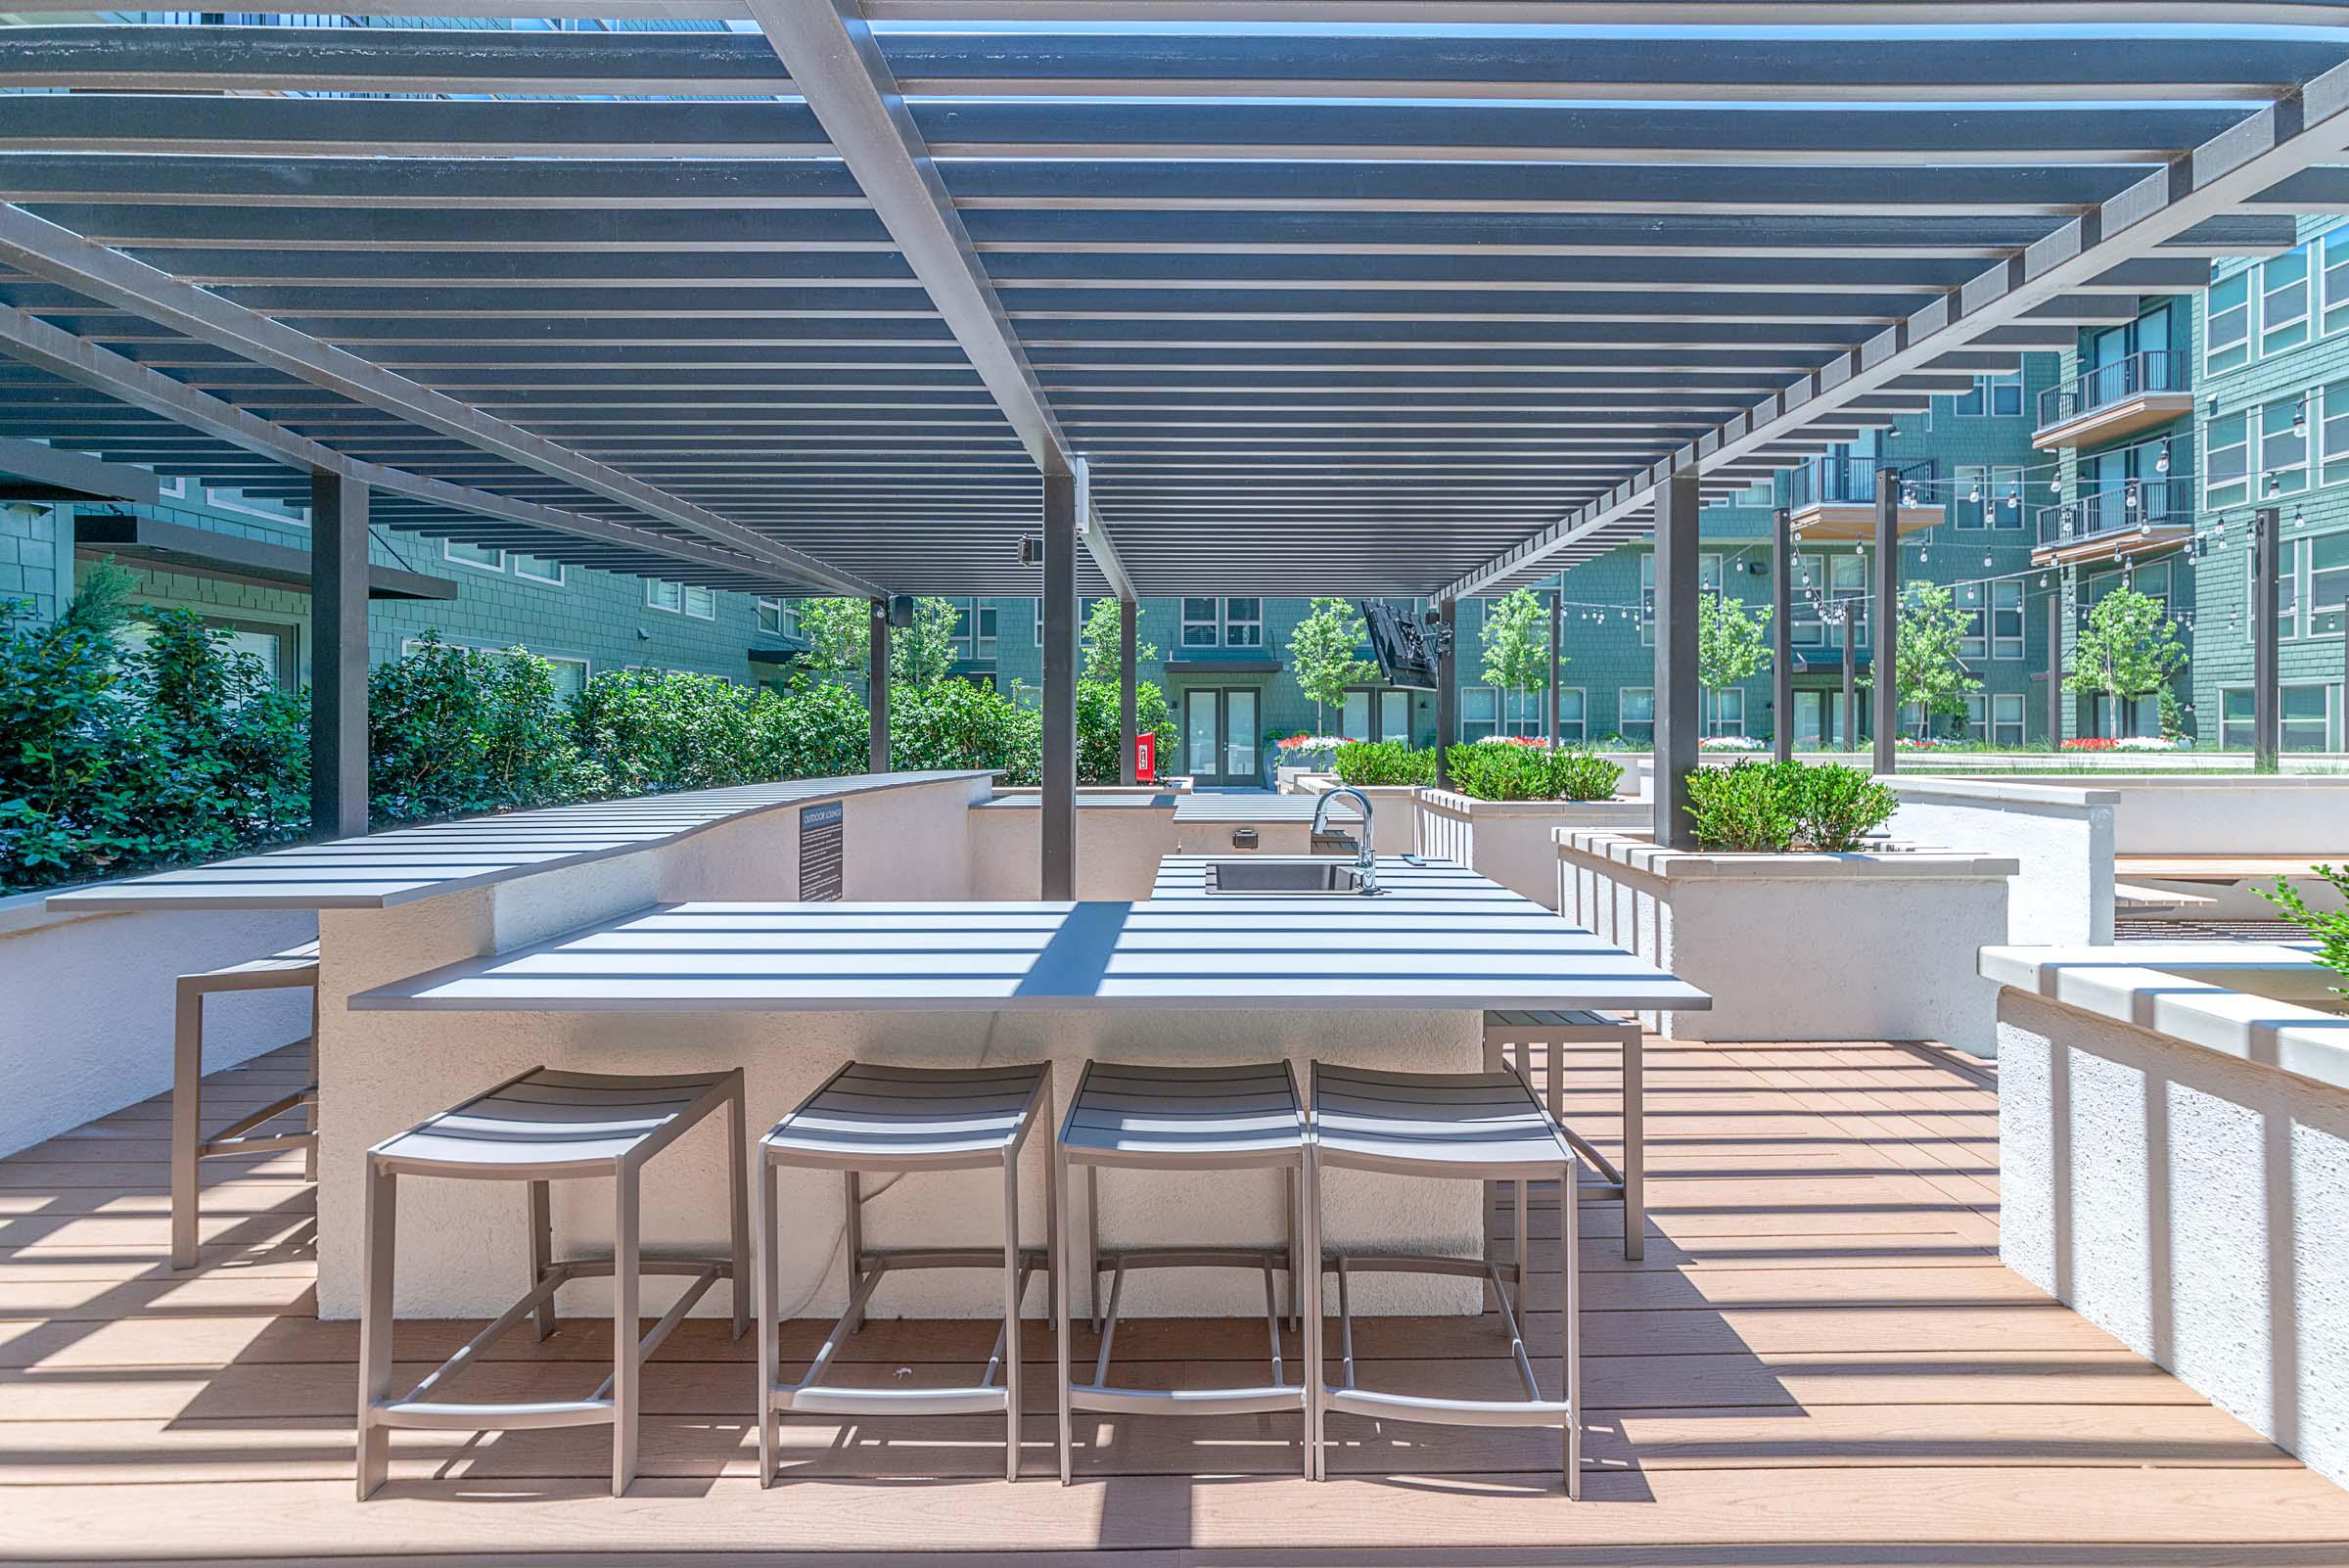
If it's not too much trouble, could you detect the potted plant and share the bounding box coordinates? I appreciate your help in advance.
[1413,744,1644,907]
[1557,761,2018,1047]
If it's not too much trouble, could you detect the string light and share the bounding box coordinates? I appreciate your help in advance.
[2155,439,2172,475]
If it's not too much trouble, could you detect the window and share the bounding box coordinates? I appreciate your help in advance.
[1618,686,1654,743]
[1556,687,1587,744]
[1956,581,2019,660]
[1993,692,2025,747]
[2262,396,2311,497]
[1460,686,1547,741]
[2313,530,2349,638]
[2221,684,2336,751]
[645,578,682,613]
[1459,685,1500,743]
[2206,270,2251,375]
[1178,597,1261,647]
[1953,371,2020,418]
[1791,552,1826,646]
[2206,411,2250,509]
[541,655,589,699]
[1962,692,1988,740]
[2250,537,2300,641]
[756,596,801,639]
[1702,687,1744,737]
[1828,553,1867,647]
[2323,383,2349,488]
[2324,228,2349,337]
[2262,247,2312,356]
[121,615,295,693]
[442,538,505,574]
[950,598,999,659]
[511,552,564,586]
[1954,466,1988,530]
[1992,579,2024,660]
[682,584,716,620]
[1637,552,1722,645]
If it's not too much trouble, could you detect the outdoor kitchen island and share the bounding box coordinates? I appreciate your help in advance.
[345,853,1707,1325]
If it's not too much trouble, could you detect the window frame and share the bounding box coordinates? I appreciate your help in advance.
[510,551,565,587]
[2324,228,2349,338]
[2206,269,2251,375]
[2205,410,2251,510]
[681,583,716,621]
[645,578,683,614]
[1617,686,1655,743]
[441,537,507,576]
[2261,246,2313,357]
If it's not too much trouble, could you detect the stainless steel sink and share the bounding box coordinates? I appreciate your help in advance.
[1202,858,1373,896]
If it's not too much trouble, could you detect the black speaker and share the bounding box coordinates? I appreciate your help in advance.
[888,594,917,628]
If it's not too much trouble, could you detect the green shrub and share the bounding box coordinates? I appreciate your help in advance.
[0,571,311,891]
[1076,676,1172,785]
[1443,743,1624,803]
[1333,739,1436,787]
[1788,763,1899,852]
[2263,867,2349,997]
[1683,761,1898,853]
[374,634,581,822]
[893,678,1040,779]
[1683,761,1797,852]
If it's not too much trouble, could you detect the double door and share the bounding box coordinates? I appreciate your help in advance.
[1183,687,1261,785]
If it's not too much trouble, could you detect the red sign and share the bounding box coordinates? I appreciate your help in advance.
[1135,731,1157,782]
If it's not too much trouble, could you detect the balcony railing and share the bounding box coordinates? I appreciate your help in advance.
[1785,457,1936,511]
[2034,478,2191,548]
[2036,349,2189,430]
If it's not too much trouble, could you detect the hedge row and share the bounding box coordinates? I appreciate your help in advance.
[1,573,1169,895]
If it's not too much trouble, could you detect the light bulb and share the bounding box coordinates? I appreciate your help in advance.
[2005,488,2020,511]
[2039,574,2050,588]
[2155,440,2172,475]
[1982,552,1994,568]
[1967,482,1982,504]
[1902,484,1918,506]
[2267,471,2282,497]
[2293,399,2308,438]
[2050,473,2063,495]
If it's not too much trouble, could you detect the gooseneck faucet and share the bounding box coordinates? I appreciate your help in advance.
[1311,785,1379,896]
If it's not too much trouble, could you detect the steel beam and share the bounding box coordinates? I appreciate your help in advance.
[2048,594,2064,752]
[1652,468,1701,850]
[1772,507,1794,764]
[310,471,368,842]
[1120,598,1139,788]
[746,0,1073,478]
[1074,457,1135,602]
[1442,59,2349,600]
[868,599,891,774]
[1872,470,1901,775]
[1041,471,1079,899]
[1435,600,1457,792]
[0,203,886,599]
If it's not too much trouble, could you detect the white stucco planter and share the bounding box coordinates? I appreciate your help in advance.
[1557,828,2015,1048]
[1982,942,2349,1489]
[1890,777,2118,945]
[1415,790,1650,909]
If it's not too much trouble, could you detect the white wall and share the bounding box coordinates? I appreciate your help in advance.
[1999,988,2349,1489]
[1416,792,1649,909]
[968,801,1182,900]
[2100,778,2349,855]
[0,896,315,1158]
[1891,777,2115,945]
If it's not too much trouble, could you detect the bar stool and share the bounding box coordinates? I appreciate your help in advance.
[1485,1007,1645,1259]
[356,1066,750,1500]
[1051,1060,1315,1484]
[1306,1061,1582,1497]
[754,1061,1054,1485]
[172,940,321,1269]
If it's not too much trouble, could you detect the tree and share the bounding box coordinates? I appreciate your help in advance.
[2065,585,2187,737]
[1286,597,1380,731]
[1697,593,1773,702]
[1479,588,1555,696]
[1882,581,1982,739]
[793,596,961,689]
[1080,596,1160,683]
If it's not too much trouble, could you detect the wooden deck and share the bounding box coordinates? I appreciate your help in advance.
[6,1038,2349,1565]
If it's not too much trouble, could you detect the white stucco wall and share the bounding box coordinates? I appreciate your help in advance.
[1997,987,2349,1489]
[1558,832,2012,1051]
[2098,778,2349,855]
[1890,777,2116,946]
[967,800,1182,900]
[0,894,316,1159]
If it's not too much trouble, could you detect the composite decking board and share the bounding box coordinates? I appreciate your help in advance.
[349,861,1712,1014]
[4,1041,2345,1560]
[42,771,993,912]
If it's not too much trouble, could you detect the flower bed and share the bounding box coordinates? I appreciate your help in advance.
[1699,735,1767,753]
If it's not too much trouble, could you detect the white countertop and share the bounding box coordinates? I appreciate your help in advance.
[46,771,994,912]
[1170,794,1359,823]
[350,856,1711,1015]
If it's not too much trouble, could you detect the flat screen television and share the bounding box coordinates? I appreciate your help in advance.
[1361,600,1441,691]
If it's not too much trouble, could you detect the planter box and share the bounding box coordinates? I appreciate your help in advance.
[1558,829,2015,1047]
[1414,791,1649,909]
[1982,942,2349,1488]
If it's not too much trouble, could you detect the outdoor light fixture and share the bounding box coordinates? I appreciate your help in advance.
[1967,480,1982,504]
[2294,398,2309,438]
[2267,471,2282,497]
[2156,440,2173,475]
[2126,481,2141,510]
[1902,483,1919,506]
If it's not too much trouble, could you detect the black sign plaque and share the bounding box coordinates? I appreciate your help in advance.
[799,800,845,901]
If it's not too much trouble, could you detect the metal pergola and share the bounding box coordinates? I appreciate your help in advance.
[2,3,2347,885]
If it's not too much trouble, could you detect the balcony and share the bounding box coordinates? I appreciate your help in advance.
[2032,478,2195,565]
[1784,456,1945,540]
[2033,349,2194,449]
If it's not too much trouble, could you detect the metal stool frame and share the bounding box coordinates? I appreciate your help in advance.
[1305,1059,1582,1498]
[754,1060,1056,1486]
[1052,1059,1317,1485]
[356,1066,750,1500]
[1485,1007,1645,1260]
[172,941,321,1269]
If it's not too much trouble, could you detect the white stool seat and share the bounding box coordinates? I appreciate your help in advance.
[762,1061,1049,1166]
[1312,1064,1573,1174]
[1060,1061,1305,1164]
[171,940,322,1269]
[373,1069,732,1176]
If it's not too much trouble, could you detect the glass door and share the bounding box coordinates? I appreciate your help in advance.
[1183,687,1264,784]
[1379,689,1411,742]
[1793,690,1825,746]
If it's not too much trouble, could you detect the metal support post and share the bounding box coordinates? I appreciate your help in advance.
[1872,469,1901,773]
[1772,507,1794,762]
[1041,471,1078,898]
[1653,467,1702,848]
[309,471,368,840]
